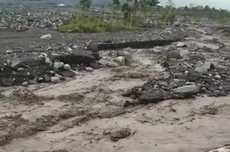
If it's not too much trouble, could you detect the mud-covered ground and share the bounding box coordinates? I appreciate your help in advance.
[2,21,230,152]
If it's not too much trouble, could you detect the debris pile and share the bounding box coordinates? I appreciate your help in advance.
[0,3,75,31]
[123,41,230,106]
[0,50,100,86]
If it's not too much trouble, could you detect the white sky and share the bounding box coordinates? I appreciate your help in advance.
[53,0,230,10]
[160,0,230,10]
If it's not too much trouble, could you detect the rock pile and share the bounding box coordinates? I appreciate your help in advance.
[0,3,75,31]
[123,41,230,106]
[0,50,100,86]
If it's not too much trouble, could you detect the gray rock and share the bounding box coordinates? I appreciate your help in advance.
[29,80,38,85]
[37,77,44,83]
[85,67,93,72]
[158,81,168,87]
[54,61,64,69]
[38,53,47,59]
[45,57,52,66]
[99,60,119,67]
[180,49,190,58]
[186,82,196,85]
[61,70,78,77]
[140,88,168,103]
[214,75,221,79]
[55,74,66,80]
[73,45,78,49]
[107,61,119,67]
[174,73,186,79]
[166,51,181,60]
[90,62,100,69]
[115,56,126,66]
[126,72,148,79]
[66,47,73,52]
[11,58,23,70]
[195,62,212,74]
[6,50,14,54]
[86,40,99,52]
[187,69,202,81]
[176,42,187,47]
[152,48,162,53]
[64,64,71,70]
[40,34,52,40]
[44,75,51,82]
[22,81,29,87]
[173,84,200,96]
[50,76,61,83]
[49,70,56,76]
[17,67,24,71]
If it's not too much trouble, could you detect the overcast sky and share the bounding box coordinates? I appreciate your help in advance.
[47,0,230,10]
[160,0,230,10]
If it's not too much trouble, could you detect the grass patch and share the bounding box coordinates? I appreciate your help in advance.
[58,15,137,33]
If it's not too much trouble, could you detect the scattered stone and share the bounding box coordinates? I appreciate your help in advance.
[40,34,52,40]
[176,42,187,47]
[86,40,99,52]
[50,76,61,83]
[44,75,51,82]
[63,64,71,70]
[66,47,73,52]
[54,61,64,70]
[208,146,230,152]
[214,75,221,79]
[90,62,100,69]
[61,70,78,77]
[103,127,132,142]
[195,62,213,74]
[187,69,202,81]
[45,57,52,66]
[166,51,181,60]
[152,48,162,53]
[85,67,93,72]
[22,81,29,87]
[139,88,169,104]
[49,70,56,76]
[11,58,23,69]
[99,60,119,67]
[55,74,66,80]
[173,84,200,97]
[29,80,38,85]
[37,77,44,83]
[158,81,168,87]
[126,72,148,79]
[17,67,24,71]
[115,56,126,66]
[73,45,78,49]
[5,50,14,54]
[180,49,190,58]
[53,51,98,65]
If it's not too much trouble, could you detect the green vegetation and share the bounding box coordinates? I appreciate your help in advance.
[176,5,230,23]
[58,0,230,33]
[58,0,160,33]
[79,0,92,10]
[161,0,177,25]
[58,15,137,33]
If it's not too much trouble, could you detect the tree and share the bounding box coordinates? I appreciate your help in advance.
[113,0,120,6]
[79,0,92,11]
[162,0,177,25]
[184,5,189,10]
[144,0,159,6]
[204,5,210,10]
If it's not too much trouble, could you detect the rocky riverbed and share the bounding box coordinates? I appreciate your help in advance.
[1,2,230,152]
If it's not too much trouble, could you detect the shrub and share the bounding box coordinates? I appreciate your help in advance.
[58,15,137,33]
